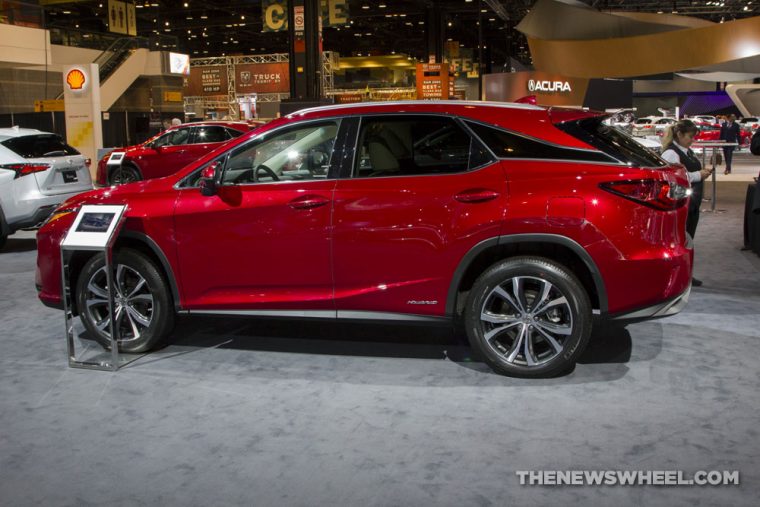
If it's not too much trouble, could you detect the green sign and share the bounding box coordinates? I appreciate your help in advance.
[262,0,349,33]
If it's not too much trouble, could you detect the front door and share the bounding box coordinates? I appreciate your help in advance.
[173,119,344,311]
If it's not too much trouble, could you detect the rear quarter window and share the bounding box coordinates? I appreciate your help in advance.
[556,117,668,168]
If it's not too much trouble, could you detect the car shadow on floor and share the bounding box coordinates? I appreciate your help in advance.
[131,315,640,384]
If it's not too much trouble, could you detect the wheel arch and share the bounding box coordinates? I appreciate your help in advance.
[446,234,608,318]
[108,160,143,183]
[115,231,181,311]
[0,204,10,237]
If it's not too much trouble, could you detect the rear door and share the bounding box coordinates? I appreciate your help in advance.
[331,115,505,317]
[188,125,233,160]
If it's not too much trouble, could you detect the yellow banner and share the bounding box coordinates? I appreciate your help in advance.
[34,100,65,112]
[163,91,183,103]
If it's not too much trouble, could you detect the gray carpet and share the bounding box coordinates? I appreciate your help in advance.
[0,182,758,506]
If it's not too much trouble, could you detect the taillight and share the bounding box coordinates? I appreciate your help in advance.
[84,158,92,168]
[0,163,50,179]
[600,179,691,210]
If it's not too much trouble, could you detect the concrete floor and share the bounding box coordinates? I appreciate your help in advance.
[1,183,759,507]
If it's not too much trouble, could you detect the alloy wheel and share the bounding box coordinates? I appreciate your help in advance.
[479,276,574,367]
[84,264,154,343]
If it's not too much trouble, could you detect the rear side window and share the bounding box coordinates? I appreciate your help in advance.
[556,117,668,167]
[194,126,229,143]
[227,128,245,139]
[354,116,492,178]
[1,135,79,158]
[466,121,613,164]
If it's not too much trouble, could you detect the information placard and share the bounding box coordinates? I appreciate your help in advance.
[62,205,127,250]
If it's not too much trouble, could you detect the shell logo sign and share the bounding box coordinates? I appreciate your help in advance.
[66,69,87,91]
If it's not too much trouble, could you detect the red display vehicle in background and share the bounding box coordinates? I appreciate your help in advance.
[694,124,752,147]
[38,101,693,378]
[95,121,261,186]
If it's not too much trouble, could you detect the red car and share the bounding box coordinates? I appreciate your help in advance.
[36,101,693,378]
[95,121,257,186]
[694,124,752,146]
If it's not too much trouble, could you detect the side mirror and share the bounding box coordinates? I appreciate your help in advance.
[199,162,220,196]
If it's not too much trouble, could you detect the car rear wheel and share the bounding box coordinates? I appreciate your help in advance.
[76,248,174,353]
[109,164,141,185]
[464,257,592,378]
[0,234,6,250]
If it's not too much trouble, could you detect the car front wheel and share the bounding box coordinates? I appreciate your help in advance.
[76,248,174,353]
[464,257,592,378]
[109,165,141,185]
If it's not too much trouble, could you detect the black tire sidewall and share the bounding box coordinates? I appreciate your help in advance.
[464,257,592,378]
[75,248,173,353]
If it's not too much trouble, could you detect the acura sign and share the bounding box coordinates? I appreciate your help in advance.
[528,79,572,93]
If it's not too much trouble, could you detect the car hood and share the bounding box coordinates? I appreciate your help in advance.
[56,177,169,210]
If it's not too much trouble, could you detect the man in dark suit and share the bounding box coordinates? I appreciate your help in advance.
[720,114,741,174]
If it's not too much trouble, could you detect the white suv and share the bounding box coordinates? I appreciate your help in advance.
[0,128,93,249]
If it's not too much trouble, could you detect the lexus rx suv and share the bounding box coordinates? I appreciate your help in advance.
[95,121,259,186]
[1,128,92,249]
[36,101,693,377]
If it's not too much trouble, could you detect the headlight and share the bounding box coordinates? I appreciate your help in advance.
[43,205,80,226]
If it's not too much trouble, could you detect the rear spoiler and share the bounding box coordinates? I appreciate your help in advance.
[547,107,606,125]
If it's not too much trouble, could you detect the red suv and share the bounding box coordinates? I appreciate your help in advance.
[36,102,693,377]
[95,121,257,186]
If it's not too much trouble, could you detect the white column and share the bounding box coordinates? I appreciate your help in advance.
[63,64,103,177]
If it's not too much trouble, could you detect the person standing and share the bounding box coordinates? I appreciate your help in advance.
[661,120,714,287]
[720,114,740,174]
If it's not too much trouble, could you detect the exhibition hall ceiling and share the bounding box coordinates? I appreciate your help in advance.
[40,1,760,66]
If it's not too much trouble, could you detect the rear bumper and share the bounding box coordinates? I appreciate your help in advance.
[9,204,56,231]
[607,282,691,324]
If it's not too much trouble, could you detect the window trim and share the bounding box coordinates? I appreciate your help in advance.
[347,113,497,180]
[464,118,624,166]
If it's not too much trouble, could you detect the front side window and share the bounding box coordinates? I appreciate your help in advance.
[194,126,229,144]
[152,128,191,148]
[354,116,486,178]
[221,121,339,185]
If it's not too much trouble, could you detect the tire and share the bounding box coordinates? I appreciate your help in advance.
[463,256,592,378]
[76,248,174,353]
[0,234,6,250]
[109,164,141,185]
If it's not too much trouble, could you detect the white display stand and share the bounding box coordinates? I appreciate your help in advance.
[60,204,137,371]
[692,141,737,213]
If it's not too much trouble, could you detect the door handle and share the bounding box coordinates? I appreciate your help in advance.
[288,194,330,210]
[454,188,500,203]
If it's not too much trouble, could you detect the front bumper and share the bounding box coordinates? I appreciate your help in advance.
[608,282,691,323]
